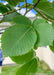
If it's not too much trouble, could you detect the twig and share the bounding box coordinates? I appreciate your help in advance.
[0,9,20,16]
[34,8,54,22]
[0,0,54,22]
[24,0,54,22]
[25,0,27,12]
[0,4,30,16]
[24,0,40,15]
[33,0,40,7]
[0,10,17,16]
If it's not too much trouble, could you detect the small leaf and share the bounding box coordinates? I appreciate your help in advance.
[33,19,54,46]
[16,58,39,75]
[1,25,37,56]
[12,15,32,26]
[11,50,35,64]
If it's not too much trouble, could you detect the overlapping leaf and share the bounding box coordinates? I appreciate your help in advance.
[35,2,54,20]
[16,58,38,75]
[33,19,46,49]
[1,24,37,56]
[33,19,46,26]
[33,19,54,47]
[12,15,32,25]
[11,50,35,64]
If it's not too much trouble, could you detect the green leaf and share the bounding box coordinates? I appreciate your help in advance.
[33,0,48,3]
[33,19,54,47]
[36,2,54,20]
[33,19,46,26]
[12,15,32,26]
[52,1,54,8]
[33,19,46,48]
[1,25,37,56]
[1,0,24,6]
[0,3,9,13]
[34,43,38,50]
[11,50,35,64]
[49,41,54,53]
[1,12,21,22]
[49,22,54,53]
[52,22,54,28]
[16,58,39,75]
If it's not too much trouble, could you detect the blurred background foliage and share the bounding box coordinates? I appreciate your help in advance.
[1,61,54,75]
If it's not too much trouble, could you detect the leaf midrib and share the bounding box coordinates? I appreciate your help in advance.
[10,26,32,53]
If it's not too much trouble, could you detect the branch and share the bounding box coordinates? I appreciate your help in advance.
[24,0,40,15]
[0,9,20,16]
[0,10,17,16]
[0,4,30,16]
[24,0,54,22]
[34,8,54,22]
[33,0,40,7]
